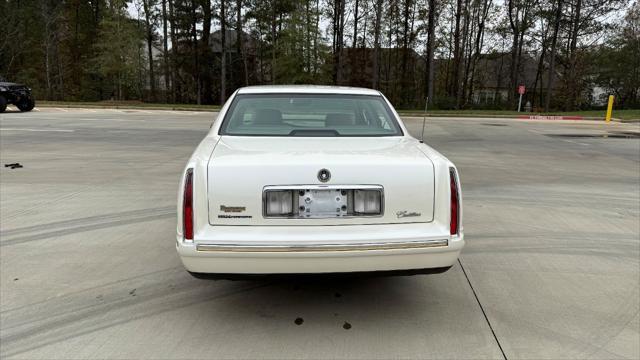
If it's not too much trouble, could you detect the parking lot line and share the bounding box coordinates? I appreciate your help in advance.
[0,128,74,133]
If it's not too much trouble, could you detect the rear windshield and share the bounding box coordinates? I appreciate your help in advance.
[219,93,403,137]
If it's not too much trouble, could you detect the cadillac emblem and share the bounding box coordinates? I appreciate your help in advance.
[317,168,331,182]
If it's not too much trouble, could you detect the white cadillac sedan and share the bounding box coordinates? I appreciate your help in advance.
[177,85,463,278]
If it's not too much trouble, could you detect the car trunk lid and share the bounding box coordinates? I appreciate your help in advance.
[207,136,434,226]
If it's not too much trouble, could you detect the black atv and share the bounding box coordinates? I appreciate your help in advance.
[0,80,35,113]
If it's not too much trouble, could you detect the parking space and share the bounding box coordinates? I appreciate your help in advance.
[1,108,638,359]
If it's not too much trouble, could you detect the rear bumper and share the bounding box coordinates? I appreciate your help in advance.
[177,224,464,274]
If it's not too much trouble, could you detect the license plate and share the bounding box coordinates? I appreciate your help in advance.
[298,189,348,218]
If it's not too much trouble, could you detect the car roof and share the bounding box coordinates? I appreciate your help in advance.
[236,85,382,96]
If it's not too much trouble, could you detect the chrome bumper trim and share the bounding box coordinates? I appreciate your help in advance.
[195,239,448,252]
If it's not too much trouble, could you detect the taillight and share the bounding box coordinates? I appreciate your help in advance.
[449,168,460,235]
[353,189,382,215]
[183,168,194,240]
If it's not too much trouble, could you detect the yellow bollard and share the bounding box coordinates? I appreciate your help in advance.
[605,95,614,122]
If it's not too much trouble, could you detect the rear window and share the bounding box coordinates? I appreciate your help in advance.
[219,93,403,137]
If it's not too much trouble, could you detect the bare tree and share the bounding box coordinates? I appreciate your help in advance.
[353,0,360,48]
[40,1,64,100]
[425,0,437,104]
[161,0,171,102]
[237,0,248,86]
[332,0,345,84]
[168,0,178,102]
[372,0,384,89]
[220,0,227,103]
[202,0,212,103]
[507,0,535,108]
[545,0,562,111]
[564,0,582,109]
[190,0,201,104]
[142,0,157,102]
[466,0,493,106]
[451,0,463,106]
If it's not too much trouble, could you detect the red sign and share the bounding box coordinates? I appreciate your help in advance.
[518,85,525,95]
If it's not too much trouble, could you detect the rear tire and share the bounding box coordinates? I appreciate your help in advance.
[16,98,35,112]
[0,95,7,113]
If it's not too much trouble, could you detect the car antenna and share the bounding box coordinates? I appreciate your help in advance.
[420,97,428,143]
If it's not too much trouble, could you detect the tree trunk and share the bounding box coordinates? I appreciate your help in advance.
[452,0,463,106]
[271,5,276,84]
[162,0,170,102]
[305,0,311,73]
[458,0,471,107]
[220,0,226,103]
[202,0,212,104]
[191,0,201,104]
[425,0,436,104]
[545,0,563,112]
[372,0,383,89]
[313,0,320,76]
[143,0,156,102]
[56,39,64,99]
[41,1,52,100]
[168,0,177,102]
[533,18,549,109]
[332,0,344,84]
[352,0,359,48]
[361,0,368,48]
[400,0,413,106]
[467,0,491,106]
[565,0,582,110]
[507,0,520,108]
[237,0,248,86]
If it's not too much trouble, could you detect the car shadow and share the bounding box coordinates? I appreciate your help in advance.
[192,272,456,332]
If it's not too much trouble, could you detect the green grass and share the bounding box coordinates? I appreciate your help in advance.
[36,101,639,120]
[37,100,221,111]
[396,109,640,120]
[548,109,640,120]
[398,109,523,117]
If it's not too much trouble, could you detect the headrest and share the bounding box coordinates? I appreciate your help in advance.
[254,109,283,125]
[325,113,354,127]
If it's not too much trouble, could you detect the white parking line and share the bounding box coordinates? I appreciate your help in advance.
[561,138,590,146]
[0,128,74,132]
[71,117,146,122]
[1,117,146,122]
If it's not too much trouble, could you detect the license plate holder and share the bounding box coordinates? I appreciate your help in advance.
[298,189,348,218]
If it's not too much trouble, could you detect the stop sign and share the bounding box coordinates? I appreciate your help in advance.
[518,85,525,95]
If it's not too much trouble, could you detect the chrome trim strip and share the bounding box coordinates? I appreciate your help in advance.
[196,239,448,252]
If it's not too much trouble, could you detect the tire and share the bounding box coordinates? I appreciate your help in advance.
[16,98,35,112]
[0,95,6,113]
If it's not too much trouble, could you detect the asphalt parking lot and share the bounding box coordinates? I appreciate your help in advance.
[1,107,638,359]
